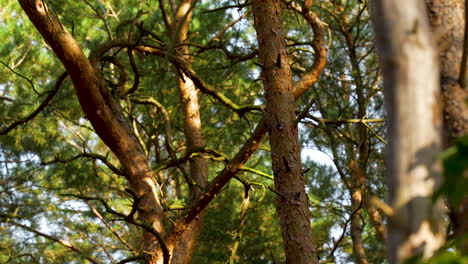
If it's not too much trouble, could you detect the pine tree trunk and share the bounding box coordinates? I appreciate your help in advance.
[17,1,167,262]
[252,1,318,263]
[426,0,468,253]
[170,1,208,263]
[370,0,446,262]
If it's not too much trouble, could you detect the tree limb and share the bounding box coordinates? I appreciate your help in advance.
[0,71,67,135]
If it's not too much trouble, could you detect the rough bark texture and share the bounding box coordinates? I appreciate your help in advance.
[370,0,446,262]
[252,1,318,263]
[19,1,327,263]
[17,1,166,263]
[426,0,468,253]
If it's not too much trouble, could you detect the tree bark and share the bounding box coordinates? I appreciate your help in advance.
[365,198,387,243]
[344,21,370,264]
[18,1,327,263]
[370,0,446,263]
[349,161,369,264]
[426,0,468,253]
[17,1,166,263]
[252,1,318,263]
[170,1,208,263]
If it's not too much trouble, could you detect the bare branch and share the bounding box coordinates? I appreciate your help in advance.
[0,71,67,135]
[2,218,103,264]
[85,201,135,252]
[60,193,170,264]
[41,152,125,176]
[0,60,40,95]
[459,0,468,89]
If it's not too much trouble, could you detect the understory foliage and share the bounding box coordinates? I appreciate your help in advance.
[0,0,466,263]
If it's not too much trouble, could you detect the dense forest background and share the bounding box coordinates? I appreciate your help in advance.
[0,0,467,263]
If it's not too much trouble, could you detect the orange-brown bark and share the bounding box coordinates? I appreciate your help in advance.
[19,1,327,263]
[17,1,166,262]
[170,1,209,263]
[252,0,318,263]
[426,0,468,253]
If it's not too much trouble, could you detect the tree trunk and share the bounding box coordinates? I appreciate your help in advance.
[345,25,370,264]
[426,0,468,253]
[252,1,318,263]
[349,161,369,264]
[170,1,208,263]
[17,1,166,262]
[370,0,446,263]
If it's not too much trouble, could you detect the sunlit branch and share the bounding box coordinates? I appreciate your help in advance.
[362,121,386,144]
[304,114,384,126]
[170,0,328,243]
[241,167,273,180]
[174,64,264,115]
[283,1,327,96]
[11,42,32,69]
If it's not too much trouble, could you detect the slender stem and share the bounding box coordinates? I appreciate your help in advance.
[459,0,468,89]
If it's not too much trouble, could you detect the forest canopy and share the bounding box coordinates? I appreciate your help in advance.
[0,0,467,264]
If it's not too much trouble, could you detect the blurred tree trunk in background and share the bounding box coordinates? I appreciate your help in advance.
[370,0,446,262]
[426,0,468,253]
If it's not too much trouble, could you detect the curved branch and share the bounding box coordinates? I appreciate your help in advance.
[174,64,264,115]
[153,147,228,173]
[85,201,135,252]
[168,0,328,244]
[2,218,103,264]
[284,1,327,97]
[87,39,260,115]
[100,56,129,95]
[117,255,146,264]
[41,152,125,176]
[0,71,67,135]
[18,3,165,261]
[0,60,40,95]
[131,97,176,158]
[123,48,140,96]
[61,193,170,264]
